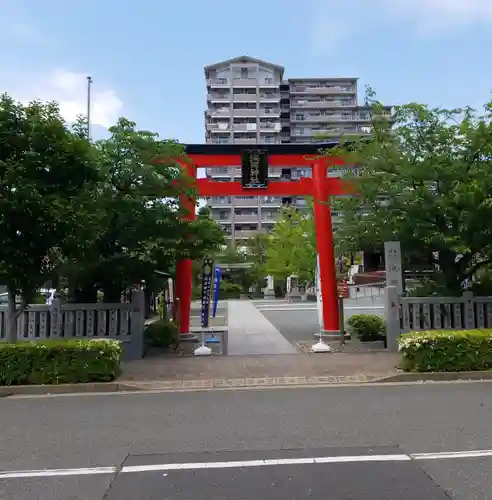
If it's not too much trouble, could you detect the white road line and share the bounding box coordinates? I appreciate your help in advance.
[2,449,492,479]
[0,467,117,479]
[412,449,492,460]
[256,306,384,311]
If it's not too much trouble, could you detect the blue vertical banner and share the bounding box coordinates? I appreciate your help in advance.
[212,266,222,318]
[338,255,343,273]
[200,258,214,328]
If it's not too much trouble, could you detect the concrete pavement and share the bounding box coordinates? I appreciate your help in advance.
[227,300,298,355]
[2,382,492,498]
[254,298,385,344]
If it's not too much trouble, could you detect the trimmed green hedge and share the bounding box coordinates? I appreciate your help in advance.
[144,319,178,348]
[398,329,492,372]
[0,339,122,386]
[347,314,386,342]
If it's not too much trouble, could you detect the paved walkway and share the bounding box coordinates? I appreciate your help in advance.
[122,352,400,382]
[227,300,298,355]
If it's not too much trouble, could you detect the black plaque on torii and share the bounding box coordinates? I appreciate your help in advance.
[241,149,269,189]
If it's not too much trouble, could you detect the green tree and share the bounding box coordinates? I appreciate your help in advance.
[61,118,224,302]
[0,94,99,340]
[265,206,317,283]
[244,232,270,287]
[330,91,492,294]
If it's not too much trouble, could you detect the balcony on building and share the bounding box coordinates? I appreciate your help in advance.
[259,92,281,103]
[233,120,257,132]
[234,209,260,223]
[258,76,280,88]
[207,78,230,88]
[232,77,257,87]
[291,112,359,123]
[289,83,356,95]
[209,136,231,144]
[234,228,262,239]
[290,98,357,109]
[233,132,257,144]
[234,196,259,207]
[207,92,231,103]
[207,121,231,133]
[233,104,257,117]
[260,208,279,223]
[259,120,281,133]
[261,196,283,207]
[233,95,257,103]
[208,106,231,118]
[259,105,280,117]
[207,167,233,178]
[208,196,232,207]
[258,134,280,144]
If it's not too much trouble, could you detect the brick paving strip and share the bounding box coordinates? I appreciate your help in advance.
[124,374,379,391]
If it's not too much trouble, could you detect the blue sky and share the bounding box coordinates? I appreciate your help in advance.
[1,0,491,142]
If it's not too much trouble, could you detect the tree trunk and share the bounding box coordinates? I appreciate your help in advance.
[6,288,18,343]
[102,285,122,303]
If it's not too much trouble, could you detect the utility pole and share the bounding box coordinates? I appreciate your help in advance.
[86,76,93,141]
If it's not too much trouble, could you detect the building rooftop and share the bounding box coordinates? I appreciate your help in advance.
[204,56,284,76]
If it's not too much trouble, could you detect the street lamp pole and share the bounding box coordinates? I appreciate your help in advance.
[86,76,93,141]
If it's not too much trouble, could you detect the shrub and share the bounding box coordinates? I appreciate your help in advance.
[144,319,178,348]
[0,339,121,386]
[347,314,386,342]
[398,329,492,372]
[219,281,242,299]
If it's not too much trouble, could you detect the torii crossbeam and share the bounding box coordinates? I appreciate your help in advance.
[174,143,353,338]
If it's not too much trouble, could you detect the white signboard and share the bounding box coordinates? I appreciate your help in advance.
[315,254,324,330]
[384,241,403,294]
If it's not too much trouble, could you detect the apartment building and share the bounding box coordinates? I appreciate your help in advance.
[204,56,392,244]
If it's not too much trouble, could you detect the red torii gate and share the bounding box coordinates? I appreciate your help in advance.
[175,143,353,337]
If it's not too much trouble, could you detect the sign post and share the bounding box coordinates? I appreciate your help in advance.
[312,254,332,352]
[212,265,222,318]
[384,241,403,295]
[195,258,214,356]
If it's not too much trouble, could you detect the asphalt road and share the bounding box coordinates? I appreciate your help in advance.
[1,382,492,499]
[254,298,386,343]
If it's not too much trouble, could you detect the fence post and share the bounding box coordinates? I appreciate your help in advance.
[462,291,475,329]
[49,299,62,338]
[128,290,145,359]
[385,286,400,352]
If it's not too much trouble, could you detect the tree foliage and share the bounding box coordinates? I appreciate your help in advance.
[330,90,492,293]
[59,118,224,301]
[265,205,317,283]
[0,94,99,339]
[0,93,225,341]
[244,232,271,286]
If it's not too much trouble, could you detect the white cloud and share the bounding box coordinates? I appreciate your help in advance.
[386,0,492,32]
[309,14,353,56]
[0,69,123,128]
[308,0,492,54]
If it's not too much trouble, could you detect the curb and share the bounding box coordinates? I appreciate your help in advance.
[2,371,492,397]
[0,382,146,397]
[0,375,376,396]
[372,371,492,383]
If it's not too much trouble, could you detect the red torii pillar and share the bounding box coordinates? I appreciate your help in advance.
[175,154,350,337]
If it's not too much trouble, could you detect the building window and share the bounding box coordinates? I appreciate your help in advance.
[295,113,304,121]
[265,77,273,84]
